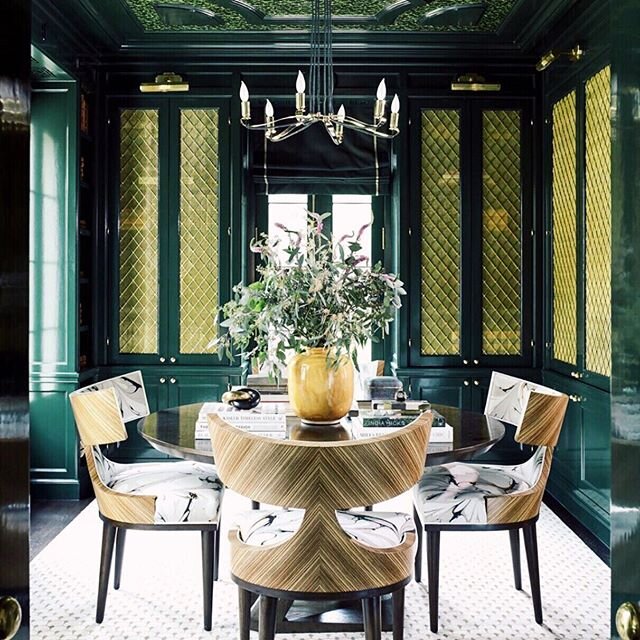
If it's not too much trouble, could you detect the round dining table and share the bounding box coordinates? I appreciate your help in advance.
[138,402,505,467]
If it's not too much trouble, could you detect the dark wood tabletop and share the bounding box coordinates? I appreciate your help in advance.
[138,402,505,467]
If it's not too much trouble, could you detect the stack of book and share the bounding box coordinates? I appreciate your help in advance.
[357,408,453,442]
[195,402,287,440]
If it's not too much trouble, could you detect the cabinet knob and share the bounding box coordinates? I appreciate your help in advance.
[0,596,22,640]
[473,359,479,365]
[473,379,479,386]
[463,359,469,365]
[170,357,176,363]
[159,356,166,363]
[159,377,166,384]
[616,602,640,640]
[569,394,583,403]
[570,371,584,379]
[170,377,176,384]
[463,380,470,386]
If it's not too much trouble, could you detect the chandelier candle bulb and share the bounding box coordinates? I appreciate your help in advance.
[374,78,387,122]
[239,81,251,120]
[295,70,306,115]
[265,99,275,135]
[336,104,346,141]
[389,94,400,131]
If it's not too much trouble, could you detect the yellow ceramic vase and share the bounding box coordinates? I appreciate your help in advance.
[288,348,354,424]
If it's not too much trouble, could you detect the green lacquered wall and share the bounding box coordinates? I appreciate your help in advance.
[30,79,88,499]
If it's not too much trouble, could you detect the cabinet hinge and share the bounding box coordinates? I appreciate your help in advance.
[530,119,534,127]
[106,337,110,346]
[530,229,535,237]
[408,227,412,237]
[227,226,231,237]
[408,338,412,348]
[530,339,535,347]
[381,227,386,251]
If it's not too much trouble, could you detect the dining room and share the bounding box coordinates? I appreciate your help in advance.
[1,0,639,638]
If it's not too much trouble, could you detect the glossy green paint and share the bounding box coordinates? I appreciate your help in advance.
[543,371,610,545]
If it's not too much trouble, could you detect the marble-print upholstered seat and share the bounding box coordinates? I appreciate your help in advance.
[235,508,414,548]
[413,372,568,633]
[69,376,224,631]
[209,412,433,640]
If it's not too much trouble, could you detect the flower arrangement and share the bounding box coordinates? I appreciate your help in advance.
[211,212,405,379]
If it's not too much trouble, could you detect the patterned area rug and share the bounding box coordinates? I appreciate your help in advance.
[31,491,610,639]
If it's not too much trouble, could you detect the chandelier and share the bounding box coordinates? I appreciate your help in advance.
[238,0,400,145]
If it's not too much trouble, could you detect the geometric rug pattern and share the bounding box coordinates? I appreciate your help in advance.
[31,492,610,639]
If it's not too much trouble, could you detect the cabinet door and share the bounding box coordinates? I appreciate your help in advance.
[110,99,229,367]
[406,375,471,410]
[408,102,533,370]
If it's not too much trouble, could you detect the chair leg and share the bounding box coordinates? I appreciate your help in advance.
[523,522,543,625]
[214,521,221,581]
[238,587,252,640]
[251,500,260,510]
[258,595,278,640]
[413,505,423,583]
[392,587,405,640]
[113,528,127,590]
[362,596,382,640]
[96,521,116,623]
[201,530,215,631]
[509,528,522,591]
[426,530,441,633]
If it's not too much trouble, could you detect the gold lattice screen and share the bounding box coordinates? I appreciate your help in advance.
[179,109,220,354]
[585,66,611,377]
[420,109,461,356]
[552,92,578,366]
[119,109,160,355]
[482,110,522,356]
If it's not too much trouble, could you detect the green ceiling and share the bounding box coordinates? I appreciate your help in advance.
[125,0,518,32]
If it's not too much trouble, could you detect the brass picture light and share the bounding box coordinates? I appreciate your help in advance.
[139,72,189,93]
[536,45,584,72]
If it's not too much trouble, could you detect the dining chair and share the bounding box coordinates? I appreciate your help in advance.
[412,373,568,632]
[209,411,432,640]
[69,383,224,630]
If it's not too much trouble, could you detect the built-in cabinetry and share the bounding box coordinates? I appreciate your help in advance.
[103,97,241,461]
[544,62,611,544]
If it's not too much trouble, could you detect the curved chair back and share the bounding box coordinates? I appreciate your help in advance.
[210,412,432,593]
[70,387,127,446]
[209,412,431,510]
[515,391,569,448]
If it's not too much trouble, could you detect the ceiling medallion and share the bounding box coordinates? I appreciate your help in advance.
[238,0,399,145]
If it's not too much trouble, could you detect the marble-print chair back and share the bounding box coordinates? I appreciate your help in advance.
[76,370,149,424]
[209,412,432,593]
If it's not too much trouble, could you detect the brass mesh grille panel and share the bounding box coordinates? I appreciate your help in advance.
[482,110,522,355]
[585,66,611,377]
[119,109,159,354]
[420,109,461,356]
[179,109,220,354]
[551,92,578,365]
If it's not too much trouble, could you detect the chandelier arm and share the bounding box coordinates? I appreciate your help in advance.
[241,114,311,131]
[268,120,316,142]
[340,118,400,139]
[340,114,390,131]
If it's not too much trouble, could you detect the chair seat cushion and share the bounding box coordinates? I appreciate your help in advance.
[414,448,546,525]
[234,509,414,548]
[95,449,223,524]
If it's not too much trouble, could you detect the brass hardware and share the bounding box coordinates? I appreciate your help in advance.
[463,380,470,386]
[170,357,176,363]
[170,377,176,384]
[0,596,22,640]
[616,602,640,640]
[536,44,584,72]
[473,380,479,386]
[569,394,582,403]
[159,377,166,384]
[160,357,166,363]
[451,73,501,92]
[140,72,189,93]
[463,359,469,365]
[473,359,479,365]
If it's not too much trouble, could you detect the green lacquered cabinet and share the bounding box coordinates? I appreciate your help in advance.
[544,372,610,545]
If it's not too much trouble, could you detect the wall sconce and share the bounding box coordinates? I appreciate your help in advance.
[139,72,189,93]
[451,73,501,92]
[535,45,584,72]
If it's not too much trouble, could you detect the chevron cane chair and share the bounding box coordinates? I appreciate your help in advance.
[412,372,568,633]
[209,412,432,640]
[69,380,224,631]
